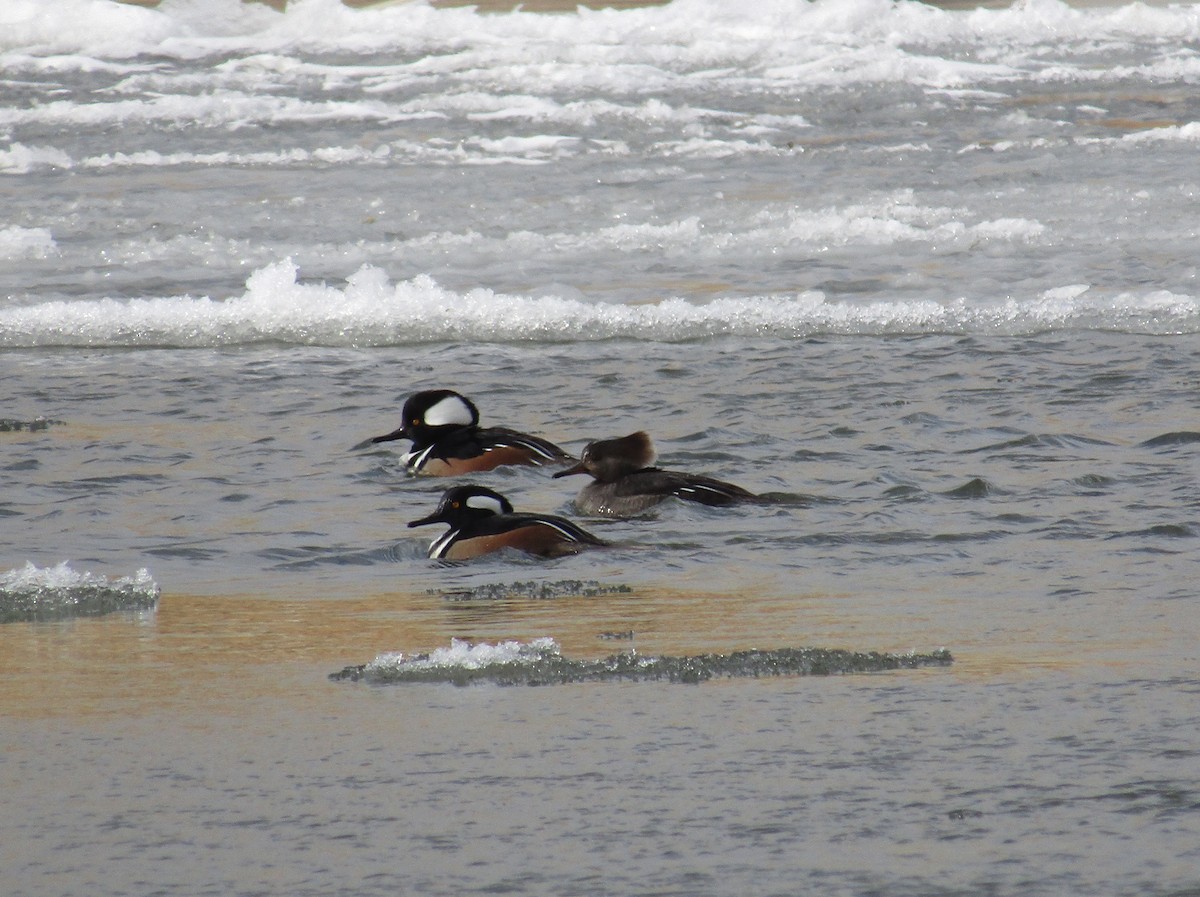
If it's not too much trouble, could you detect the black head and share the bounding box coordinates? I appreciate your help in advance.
[372,389,480,445]
[553,431,656,483]
[408,484,514,529]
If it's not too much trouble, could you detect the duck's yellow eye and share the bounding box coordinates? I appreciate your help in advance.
[451,501,460,509]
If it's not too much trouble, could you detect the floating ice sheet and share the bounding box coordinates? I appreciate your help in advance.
[332,637,953,686]
[0,561,161,623]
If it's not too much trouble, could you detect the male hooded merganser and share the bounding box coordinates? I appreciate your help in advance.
[370,389,572,476]
[553,431,759,517]
[409,484,605,560]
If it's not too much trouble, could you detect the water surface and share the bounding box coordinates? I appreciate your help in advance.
[3,0,1199,894]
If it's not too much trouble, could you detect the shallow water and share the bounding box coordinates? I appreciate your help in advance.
[4,624,1199,897]
[3,0,1200,894]
[4,335,1199,895]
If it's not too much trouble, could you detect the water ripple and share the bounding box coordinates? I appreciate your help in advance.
[1140,431,1200,449]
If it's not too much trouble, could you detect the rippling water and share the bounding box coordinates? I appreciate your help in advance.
[3,336,1197,604]
[3,0,1199,894]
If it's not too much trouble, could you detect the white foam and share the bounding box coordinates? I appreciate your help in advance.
[0,225,56,260]
[0,92,400,131]
[1,258,1195,348]
[0,560,157,595]
[1119,122,1200,146]
[0,0,180,56]
[0,143,72,175]
[366,637,561,674]
[0,561,161,621]
[775,197,1047,248]
[0,143,399,174]
[86,144,392,170]
[4,0,1199,80]
[391,193,1049,260]
[3,0,1198,173]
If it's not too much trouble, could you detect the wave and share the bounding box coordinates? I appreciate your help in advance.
[0,225,56,260]
[0,561,161,623]
[4,0,1200,62]
[1139,431,1200,449]
[331,637,954,685]
[1,259,1194,348]
[5,120,1199,177]
[5,1,1198,205]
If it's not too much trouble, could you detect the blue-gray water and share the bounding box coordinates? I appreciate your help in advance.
[2,1,1199,894]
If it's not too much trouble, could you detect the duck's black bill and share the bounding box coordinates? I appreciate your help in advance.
[371,427,408,444]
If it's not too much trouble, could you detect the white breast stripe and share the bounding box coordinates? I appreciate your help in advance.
[402,443,436,473]
[429,528,459,559]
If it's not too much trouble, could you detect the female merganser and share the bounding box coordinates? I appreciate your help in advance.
[553,431,759,517]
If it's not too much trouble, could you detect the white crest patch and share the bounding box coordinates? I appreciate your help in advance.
[465,494,507,515]
[423,394,475,428]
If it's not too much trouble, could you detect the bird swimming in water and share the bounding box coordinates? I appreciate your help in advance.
[370,389,572,476]
[408,484,605,560]
[553,430,759,517]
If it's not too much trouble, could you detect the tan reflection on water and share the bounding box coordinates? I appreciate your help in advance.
[4,577,1193,721]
